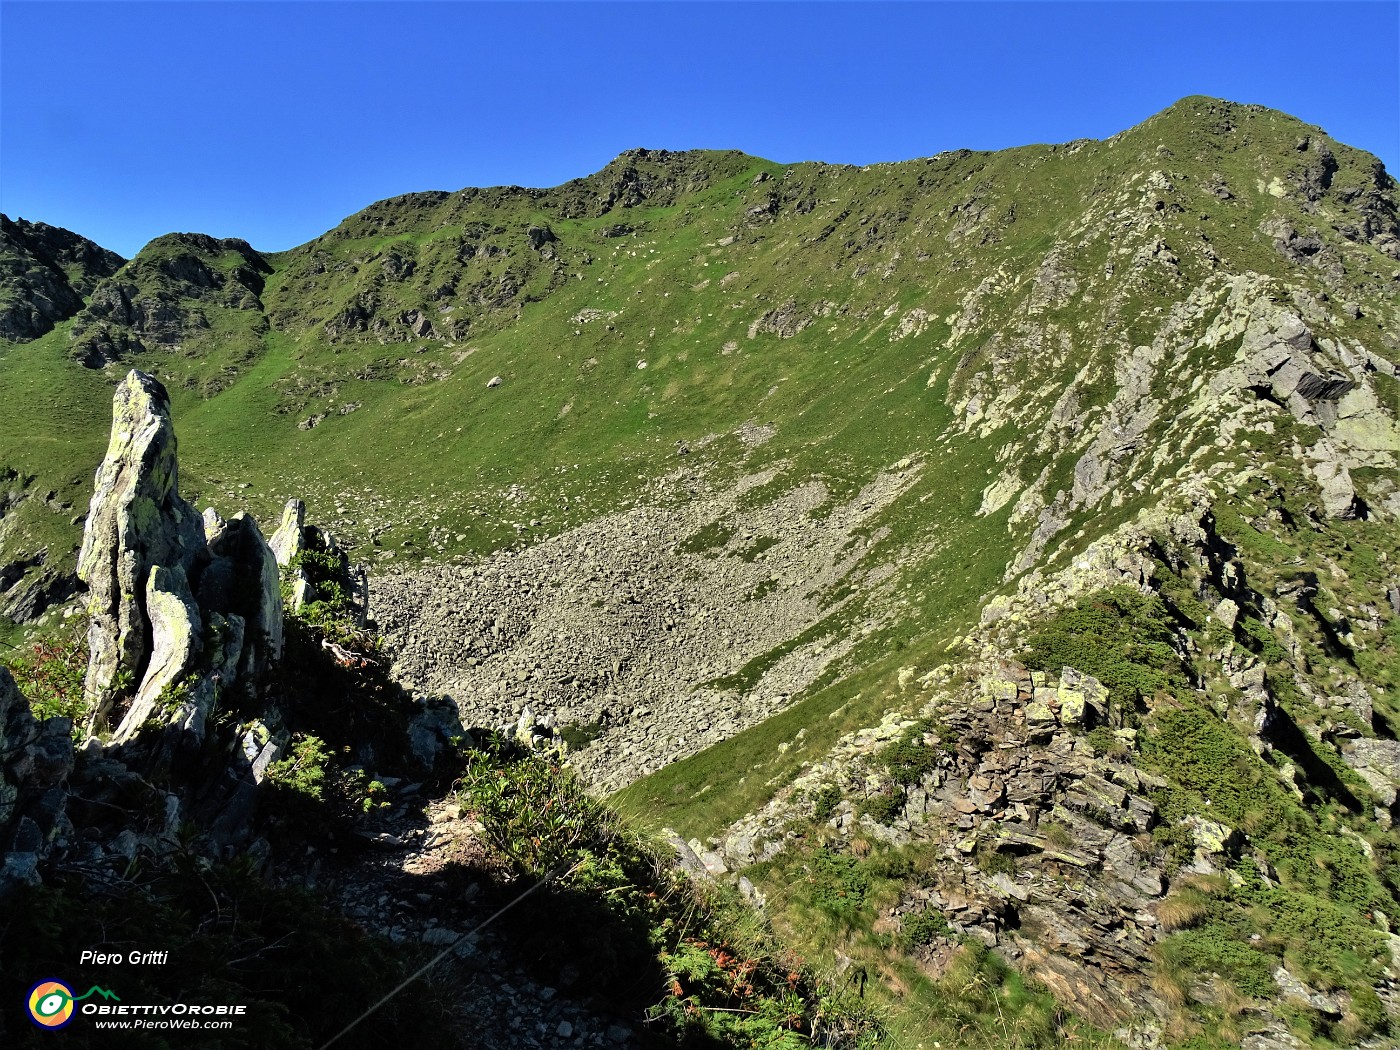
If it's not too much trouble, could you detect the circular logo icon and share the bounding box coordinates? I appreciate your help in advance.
[28,980,75,1029]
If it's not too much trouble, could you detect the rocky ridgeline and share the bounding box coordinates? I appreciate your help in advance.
[370,458,921,789]
[987,498,1400,832]
[964,270,1400,586]
[0,213,124,341]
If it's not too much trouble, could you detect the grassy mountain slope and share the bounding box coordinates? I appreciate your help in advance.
[2,96,1399,1047]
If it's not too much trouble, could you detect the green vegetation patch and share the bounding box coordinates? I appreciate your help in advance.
[1023,585,1186,714]
[456,742,881,1046]
[2,626,88,730]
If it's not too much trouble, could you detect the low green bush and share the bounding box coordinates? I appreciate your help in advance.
[882,718,940,786]
[1023,585,1185,712]
[804,846,872,923]
[810,783,843,822]
[3,628,89,730]
[456,743,881,1046]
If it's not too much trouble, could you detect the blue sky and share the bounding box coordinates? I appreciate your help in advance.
[2,1,1396,259]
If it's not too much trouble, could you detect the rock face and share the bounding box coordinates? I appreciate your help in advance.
[77,370,283,742]
[204,510,283,679]
[269,498,307,566]
[0,214,124,341]
[67,233,271,370]
[0,667,73,896]
[720,659,1174,1025]
[268,496,363,617]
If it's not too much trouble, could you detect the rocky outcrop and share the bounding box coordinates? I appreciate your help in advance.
[77,371,208,725]
[0,667,73,896]
[1203,293,1400,519]
[269,497,307,566]
[0,214,124,341]
[717,660,1175,1025]
[1343,739,1400,826]
[66,233,270,371]
[77,370,283,742]
[0,563,80,623]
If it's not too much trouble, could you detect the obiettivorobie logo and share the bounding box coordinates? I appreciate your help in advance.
[25,978,247,1032]
[27,981,120,1030]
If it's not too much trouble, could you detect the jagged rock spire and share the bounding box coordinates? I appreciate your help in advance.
[77,371,207,728]
[77,369,284,743]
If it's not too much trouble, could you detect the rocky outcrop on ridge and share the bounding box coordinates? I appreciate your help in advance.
[0,213,124,341]
[0,381,696,1048]
[268,495,367,617]
[4,373,351,895]
[718,658,1175,1024]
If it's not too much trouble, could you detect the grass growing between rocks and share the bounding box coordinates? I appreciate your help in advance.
[739,835,1123,1050]
[1022,567,1398,1045]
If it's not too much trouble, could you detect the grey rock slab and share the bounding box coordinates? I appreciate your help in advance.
[114,564,203,743]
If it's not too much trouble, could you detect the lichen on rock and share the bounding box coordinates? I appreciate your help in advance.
[77,370,207,727]
[77,370,284,742]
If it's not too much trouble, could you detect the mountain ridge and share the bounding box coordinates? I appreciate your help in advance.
[3,93,1400,1048]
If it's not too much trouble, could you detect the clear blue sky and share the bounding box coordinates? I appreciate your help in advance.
[2,1,1396,259]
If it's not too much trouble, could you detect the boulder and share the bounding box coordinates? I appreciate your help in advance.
[1308,440,1362,519]
[1182,814,1242,866]
[1343,738,1400,815]
[407,697,469,770]
[1057,667,1108,726]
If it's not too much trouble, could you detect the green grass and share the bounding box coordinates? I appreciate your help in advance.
[747,835,1124,1050]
